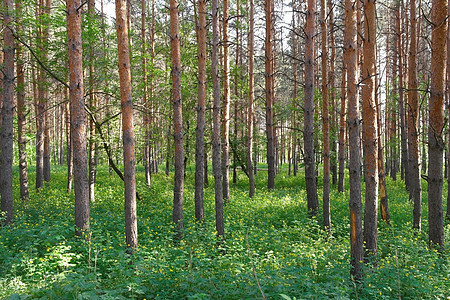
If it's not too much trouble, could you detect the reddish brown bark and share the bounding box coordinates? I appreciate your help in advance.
[247,0,255,197]
[169,0,185,239]
[304,0,318,214]
[428,0,447,249]
[396,6,409,188]
[408,0,422,230]
[194,0,206,221]
[362,0,378,258]
[16,0,29,202]
[338,63,347,193]
[345,0,363,280]
[265,0,275,190]
[43,0,51,183]
[67,0,90,237]
[320,0,330,230]
[446,0,450,221]
[328,0,337,186]
[116,0,138,250]
[1,0,15,225]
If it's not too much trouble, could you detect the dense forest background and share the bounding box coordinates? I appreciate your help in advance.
[0,0,449,297]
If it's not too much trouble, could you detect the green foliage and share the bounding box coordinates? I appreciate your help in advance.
[1,166,449,299]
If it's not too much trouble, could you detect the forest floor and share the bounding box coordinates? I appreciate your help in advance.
[1,165,449,299]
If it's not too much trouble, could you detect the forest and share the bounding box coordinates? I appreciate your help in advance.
[0,0,449,297]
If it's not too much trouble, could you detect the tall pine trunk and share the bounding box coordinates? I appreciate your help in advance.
[67,0,90,237]
[362,0,378,258]
[16,0,30,202]
[247,0,255,197]
[169,0,185,239]
[222,0,231,200]
[428,0,447,249]
[115,0,138,251]
[408,0,422,230]
[1,0,15,225]
[194,0,206,221]
[88,0,97,202]
[265,0,275,190]
[304,0,318,214]
[338,63,347,193]
[212,0,224,237]
[345,0,363,281]
[320,0,330,230]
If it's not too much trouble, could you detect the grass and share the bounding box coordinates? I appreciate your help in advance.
[0,164,449,299]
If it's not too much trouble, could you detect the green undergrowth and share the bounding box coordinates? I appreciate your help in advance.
[1,165,449,299]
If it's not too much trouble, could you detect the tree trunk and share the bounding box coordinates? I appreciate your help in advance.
[67,0,90,238]
[169,0,185,239]
[265,0,275,190]
[222,0,231,200]
[328,0,337,186]
[194,0,206,221]
[35,3,44,189]
[115,0,138,251]
[345,0,363,281]
[397,7,409,189]
[65,81,73,193]
[43,0,51,183]
[320,0,330,230]
[408,0,422,230]
[362,0,378,259]
[375,74,390,225]
[338,63,347,193]
[247,0,255,197]
[1,0,15,225]
[212,0,224,237]
[88,0,97,202]
[446,0,450,221]
[304,0,318,214]
[142,0,150,187]
[428,0,447,249]
[16,0,29,202]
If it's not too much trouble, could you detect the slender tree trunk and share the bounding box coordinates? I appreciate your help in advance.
[116,0,138,251]
[65,80,73,193]
[212,0,224,237]
[408,0,422,230]
[194,0,206,221]
[16,0,29,202]
[338,63,347,193]
[375,74,390,225]
[320,0,330,230]
[397,6,409,189]
[328,0,337,186]
[88,0,97,202]
[1,0,15,225]
[247,0,255,197]
[67,0,90,237]
[43,0,51,183]
[345,0,363,281]
[304,0,318,214]
[222,0,231,200]
[265,0,275,190]
[142,0,151,187]
[428,0,447,249]
[362,0,378,259]
[35,3,44,189]
[446,0,450,221]
[169,0,185,239]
